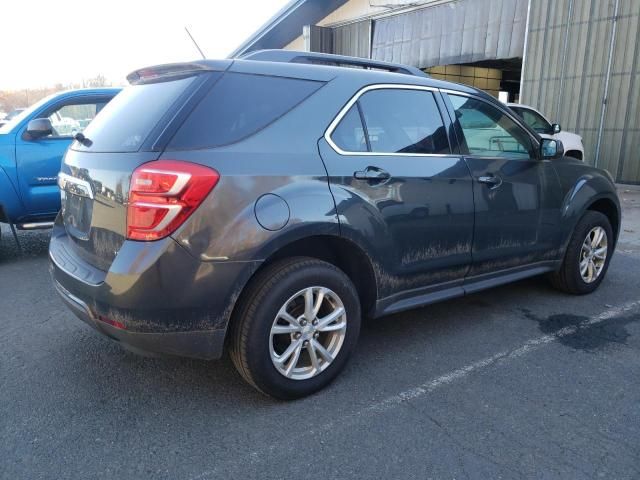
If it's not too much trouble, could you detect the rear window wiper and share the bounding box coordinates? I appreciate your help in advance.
[74,132,93,147]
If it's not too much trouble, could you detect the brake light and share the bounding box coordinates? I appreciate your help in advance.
[127,160,219,241]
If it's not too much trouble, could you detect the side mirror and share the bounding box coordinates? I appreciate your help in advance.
[24,118,53,140]
[541,138,564,159]
[551,123,561,134]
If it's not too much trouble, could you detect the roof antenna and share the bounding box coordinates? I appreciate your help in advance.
[185,26,206,59]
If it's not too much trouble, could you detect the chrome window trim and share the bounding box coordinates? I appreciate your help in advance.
[440,88,541,149]
[324,83,454,158]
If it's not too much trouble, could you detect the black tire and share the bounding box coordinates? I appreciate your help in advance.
[549,211,613,294]
[229,257,361,400]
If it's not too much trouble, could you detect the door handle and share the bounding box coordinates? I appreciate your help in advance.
[354,167,391,182]
[477,174,502,188]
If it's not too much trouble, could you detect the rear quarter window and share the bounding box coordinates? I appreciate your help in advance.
[167,73,324,150]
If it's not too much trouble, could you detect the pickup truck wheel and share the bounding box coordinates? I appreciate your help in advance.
[229,257,361,400]
[550,211,613,294]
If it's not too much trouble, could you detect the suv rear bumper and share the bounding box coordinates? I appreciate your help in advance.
[53,280,226,358]
[49,223,260,360]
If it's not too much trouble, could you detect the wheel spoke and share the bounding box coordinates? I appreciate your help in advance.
[312,288,326,317]
[275,339,302,367]
[316,307,345,330]
[592,228,603,248]
[312,339,334,363]
[307,342,320,372]
[284,342,303,377]
[278,310,300,328]
[587,260,595,282]
[593,246,607,259]
[318,321,346,333]
[580,260,589,276]
[271,324,300,335]
[304,288,315,320]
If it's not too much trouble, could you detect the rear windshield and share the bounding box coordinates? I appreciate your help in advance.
[73,76,196,152]
[166,73,324,150]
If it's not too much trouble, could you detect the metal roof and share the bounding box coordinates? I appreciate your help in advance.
[229,0,348,58]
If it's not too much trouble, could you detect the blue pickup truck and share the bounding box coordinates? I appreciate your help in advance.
[0,88,120,243]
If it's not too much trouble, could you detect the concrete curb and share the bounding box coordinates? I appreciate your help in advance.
[617,183,640,192]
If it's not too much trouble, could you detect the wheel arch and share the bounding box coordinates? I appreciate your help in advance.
[565,150,583,161]
[230,234,379,330]
[560,174,621,250]
[586,197,620,244]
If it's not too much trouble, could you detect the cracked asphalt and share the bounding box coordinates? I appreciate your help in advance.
[1,188,639,479]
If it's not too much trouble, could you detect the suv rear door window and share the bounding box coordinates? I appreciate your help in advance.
[167,73,324,150]
[357,89,449,155]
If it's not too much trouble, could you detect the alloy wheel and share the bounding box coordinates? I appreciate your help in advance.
[269,286,347,380]
[579,226,608,283]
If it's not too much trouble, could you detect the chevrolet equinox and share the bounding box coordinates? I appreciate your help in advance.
[50,50,621,399]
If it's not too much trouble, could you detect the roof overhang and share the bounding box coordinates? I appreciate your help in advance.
[229,0,348,58]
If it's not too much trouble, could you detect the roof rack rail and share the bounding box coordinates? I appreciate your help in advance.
[239,49,428,78]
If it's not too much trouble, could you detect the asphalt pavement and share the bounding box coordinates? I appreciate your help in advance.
[1,189,639,479]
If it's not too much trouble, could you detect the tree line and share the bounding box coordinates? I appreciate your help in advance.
[0,75,115,115]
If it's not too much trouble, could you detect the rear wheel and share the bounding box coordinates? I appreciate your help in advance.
[550,211,613,294]
[229,257,361,399]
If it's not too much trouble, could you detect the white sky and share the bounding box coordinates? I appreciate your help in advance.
[0,0,291,90]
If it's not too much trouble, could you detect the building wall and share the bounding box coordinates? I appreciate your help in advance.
[426,65,503,97]
[371,0,527,68]
[281,0,640,183]
[521,0,640,183]
[284,0,451,52]
[284,35,305,51]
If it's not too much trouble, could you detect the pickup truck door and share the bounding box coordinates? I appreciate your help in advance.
[443,92,563,280]
[15,95,111,218]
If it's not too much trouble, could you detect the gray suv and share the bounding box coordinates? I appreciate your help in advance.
[50,50,620,399]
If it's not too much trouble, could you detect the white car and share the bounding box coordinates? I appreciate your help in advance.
[507,103,584,161]
[49,110,81,137]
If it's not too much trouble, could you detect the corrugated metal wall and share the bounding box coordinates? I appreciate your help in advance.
[521,0,640,183]
[307,21,371,58]
[334,20,372,57]
[371,0,528,68]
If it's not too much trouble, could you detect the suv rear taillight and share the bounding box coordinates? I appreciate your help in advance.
[127,160,219,241]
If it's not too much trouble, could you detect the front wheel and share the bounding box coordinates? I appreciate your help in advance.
[229,257,361,399]
[550,211,613,294]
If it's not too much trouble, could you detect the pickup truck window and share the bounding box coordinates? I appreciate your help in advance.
[511,106,552,135]
[46,102,108,138]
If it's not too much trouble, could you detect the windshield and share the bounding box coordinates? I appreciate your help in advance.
[511,106,552,134]
[0,94,58,134]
